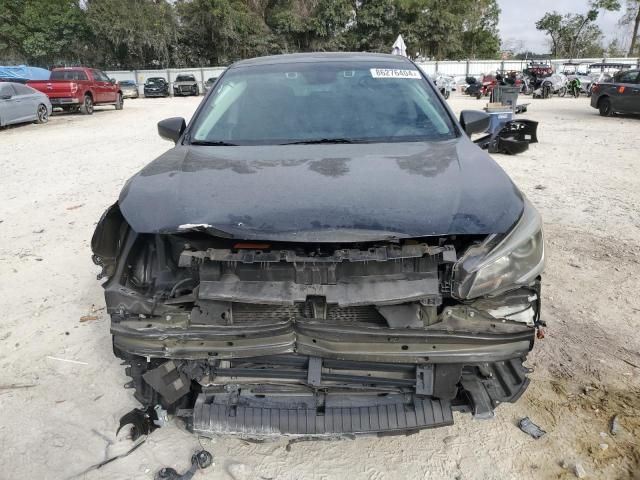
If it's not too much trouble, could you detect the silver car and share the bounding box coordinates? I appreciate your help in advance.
[0,82,52,127]
[119,80,139,99]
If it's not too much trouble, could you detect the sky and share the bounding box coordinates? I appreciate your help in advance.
[497,0,628,53]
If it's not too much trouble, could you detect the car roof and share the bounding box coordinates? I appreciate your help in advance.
[231,52,413,69]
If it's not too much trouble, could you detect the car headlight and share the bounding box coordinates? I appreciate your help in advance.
[453,196,544,299]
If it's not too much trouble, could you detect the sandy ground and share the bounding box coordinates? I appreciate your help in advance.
[1,92,639,480]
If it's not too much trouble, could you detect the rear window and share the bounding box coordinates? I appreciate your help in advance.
[51,70,88,81]
[190,61,457,146]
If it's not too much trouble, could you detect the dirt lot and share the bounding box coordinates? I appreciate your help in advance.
[1,93,639,480]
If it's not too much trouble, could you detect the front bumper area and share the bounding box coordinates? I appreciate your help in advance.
[112,315,533,364]
[50,97,80,105]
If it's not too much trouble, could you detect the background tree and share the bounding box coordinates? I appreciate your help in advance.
[0,0,90,66]
[620,0,640,55]
[536,1,620,58]
[0,0,552,70]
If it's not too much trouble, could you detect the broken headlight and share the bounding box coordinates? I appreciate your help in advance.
[453,197,544,299]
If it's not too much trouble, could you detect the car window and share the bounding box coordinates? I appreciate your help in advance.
[176,75,196,82]
[0,83,15,96]
[92,70,110,82]
[13,84,35,95]
[615,71,639,83]
[146,78,166,85]
[50,70,89,81]
[190,62,456,145]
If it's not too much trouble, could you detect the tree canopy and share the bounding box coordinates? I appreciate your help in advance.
[0,0,502,68]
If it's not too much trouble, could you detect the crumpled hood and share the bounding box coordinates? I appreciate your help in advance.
[118,140,523,242]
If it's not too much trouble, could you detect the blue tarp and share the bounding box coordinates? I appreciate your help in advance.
[0,65,50,81]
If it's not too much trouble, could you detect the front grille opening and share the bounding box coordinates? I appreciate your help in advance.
[230,303,386,325]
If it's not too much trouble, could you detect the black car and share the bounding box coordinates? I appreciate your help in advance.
[591,69,640,116]
[143,77,169,97]
[92,53,544,438]
[173,74,199,96]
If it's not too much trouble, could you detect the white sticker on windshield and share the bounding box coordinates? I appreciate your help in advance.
[370,68,421,79]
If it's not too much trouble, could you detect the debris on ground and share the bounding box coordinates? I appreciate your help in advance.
[117,407,161,441]
[45,356,89,366]
[0,383,37,391]
[155,450,213,480]
[518,417,546,439]
[534,184,547,190]
[574,462,587,478]
[65,204,84,210]
[610,414,621,436]
[79,315,99,322]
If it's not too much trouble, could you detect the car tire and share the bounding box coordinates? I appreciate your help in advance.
[80,95,94,115]
[115,93,123,110]
[598,97,613,117]
[36,103,49,124]
[558,87,567,97]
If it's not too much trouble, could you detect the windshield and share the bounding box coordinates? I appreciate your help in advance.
[146,78,165,85]
[176,75,195,82]
[189,61,456,145]
[120,80,135,86]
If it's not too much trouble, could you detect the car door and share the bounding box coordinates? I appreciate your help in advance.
[629,71,640,113]
[612,70,640,113]
[97,70,117,102]
[91,69,109,103]
[12,83,40,122]
[0,84,23,125]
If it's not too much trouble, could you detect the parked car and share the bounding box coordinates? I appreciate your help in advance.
[143,77,169,98]
[92,53,544,438]
[27,66,123,114]
[203,76,219,94]
[173,74,199,96]
[120,80,139,99]
[0,82,52,127]
[591,69,640,116]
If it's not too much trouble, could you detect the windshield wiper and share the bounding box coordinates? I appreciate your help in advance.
[190,140,238,146]
[280,138,362,145]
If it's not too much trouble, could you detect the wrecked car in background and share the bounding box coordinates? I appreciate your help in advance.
[173,74,199,96]
[92,53,545,438]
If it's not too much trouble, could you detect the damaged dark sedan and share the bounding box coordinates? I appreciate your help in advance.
[92,53,544,438]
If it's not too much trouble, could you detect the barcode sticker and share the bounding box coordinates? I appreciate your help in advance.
[370,68,421,79]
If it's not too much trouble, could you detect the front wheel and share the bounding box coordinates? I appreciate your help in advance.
[36,104,49,124]
[80,95,94,115]
[598,97,613,117]
[115,93,123,110]
[558,87,567,97]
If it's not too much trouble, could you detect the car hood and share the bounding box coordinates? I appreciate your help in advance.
[118,140,523,242]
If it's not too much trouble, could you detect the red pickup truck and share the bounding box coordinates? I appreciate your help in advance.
[27,67,123,115]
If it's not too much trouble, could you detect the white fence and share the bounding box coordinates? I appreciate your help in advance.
[107,57,640,95]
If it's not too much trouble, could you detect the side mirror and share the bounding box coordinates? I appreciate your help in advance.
[110,78,117,84]
[158,117,186,144]
[459,110,490,136]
